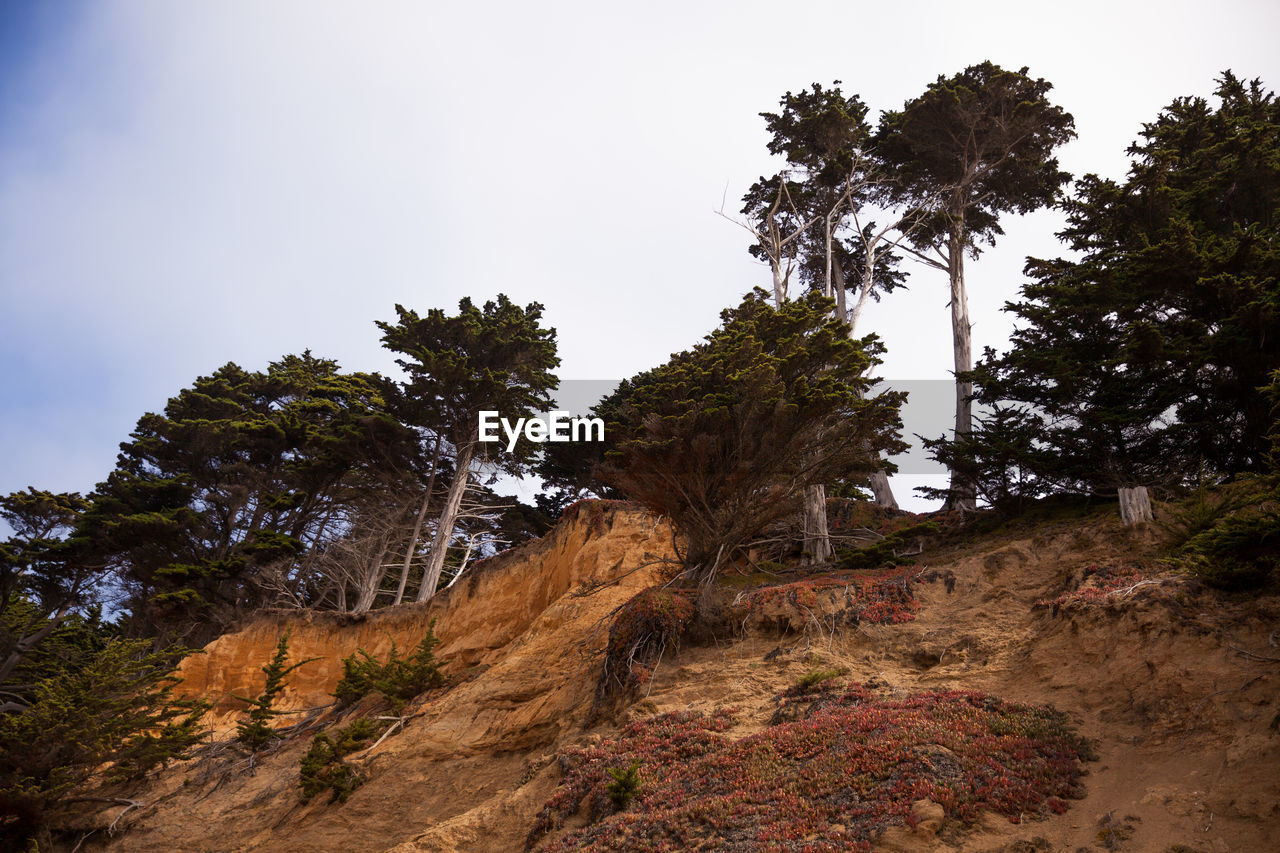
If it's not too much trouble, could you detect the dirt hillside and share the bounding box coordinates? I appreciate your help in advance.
[76,504,1278,853]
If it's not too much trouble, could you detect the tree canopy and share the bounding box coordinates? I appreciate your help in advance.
[599,290,905,582]
[933,71,1280,507]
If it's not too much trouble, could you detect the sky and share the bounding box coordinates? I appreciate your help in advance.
[2,0,1279,510]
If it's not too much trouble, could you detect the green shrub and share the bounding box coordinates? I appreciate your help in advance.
[1181,512,1280,591]
[605,759,642,810]
[235,632,315,751]
[793,666,847,693]
[333,623,445,714]
[299,718,383,803]
[835,521,938,570]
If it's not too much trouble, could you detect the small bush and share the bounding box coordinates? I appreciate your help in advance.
[1181,513,1280,591]
[333,623,445,713]
[235,633,314,751]
[298,718,383,803]
[793,665,847,693]
[835,520,938,570]
[605,758,642,810]
[595,588,695,711]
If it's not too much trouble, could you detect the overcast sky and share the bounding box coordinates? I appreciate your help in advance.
[3,0,1278,509]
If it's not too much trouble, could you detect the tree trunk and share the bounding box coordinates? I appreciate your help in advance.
[393,436,442,606]
[801,484,832,564]
[417,441,475,603]
[352,529,393,614]
[1118,486,1153,526]
[944,218,977,512]
[868,470,898,510]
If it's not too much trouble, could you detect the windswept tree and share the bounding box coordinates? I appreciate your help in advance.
[877,62,1075,510]
[79,353,420,641]
[749,81,948,514]
[0,490,92,691]
[599,290,905,584]
[377,295,559,602]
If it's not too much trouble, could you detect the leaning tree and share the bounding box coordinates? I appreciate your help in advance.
[377,295,559,602]
[599,290,905,584]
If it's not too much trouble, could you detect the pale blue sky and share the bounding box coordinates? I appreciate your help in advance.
[3,0,1278,508]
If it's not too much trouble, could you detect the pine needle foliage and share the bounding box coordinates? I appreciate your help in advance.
[235,632,314,751]
[599,290,905,583]
[298,717,383,804]
[0,634,206,846]
[333,624,445,714]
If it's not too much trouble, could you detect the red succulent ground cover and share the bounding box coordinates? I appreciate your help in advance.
[531,684,1093,852]
[1036,563,1151,612]
[736,567,921,626]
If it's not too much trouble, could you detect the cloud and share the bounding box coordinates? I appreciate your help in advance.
[2,0,1279,505]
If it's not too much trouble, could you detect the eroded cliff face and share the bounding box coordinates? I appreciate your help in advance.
[177,506,674,729]
[85,505,1279,853]
[101,506,674,853]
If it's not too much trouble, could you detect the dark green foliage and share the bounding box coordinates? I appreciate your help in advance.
[599,290,905,581]
[79,352,423,641]
[1179,505,1280,590]
[376,295,559,470]
[742,82,906,310]
[930,72,1280,505]
[0,489,95,691]
[298,718,383,804]
[876,61,1076,250]
[605,758,642,810]
[333,624,445,714]
[235,633,313,751]
[835,520,939,570]
[0,622,206,846]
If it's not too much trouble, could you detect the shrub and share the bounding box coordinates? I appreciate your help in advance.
[834,520,938,570]
[0,634,207,847]
[792,666,847,693]
[298,718,383,804]
[1181,512,1280,590]
[595,588,695,712]
[605,759,642,810]
[333,623,445,714]
[235,632,314,751]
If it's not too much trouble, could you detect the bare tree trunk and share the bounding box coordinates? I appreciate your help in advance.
[945,219,977,512]
[393,436,441,606]
[801,484,832,564]
[417,441,475,603]
[352,529,394,614]
[868,470,898,509]
[839,264,899,511]
[1118,486,1153,526]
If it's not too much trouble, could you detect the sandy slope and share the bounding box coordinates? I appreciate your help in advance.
[77,506,1278,853]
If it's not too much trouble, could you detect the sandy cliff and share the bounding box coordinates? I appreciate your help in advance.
[82,505,1278,853]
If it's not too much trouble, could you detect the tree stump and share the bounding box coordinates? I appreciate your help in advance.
[1118,486,1153,526]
